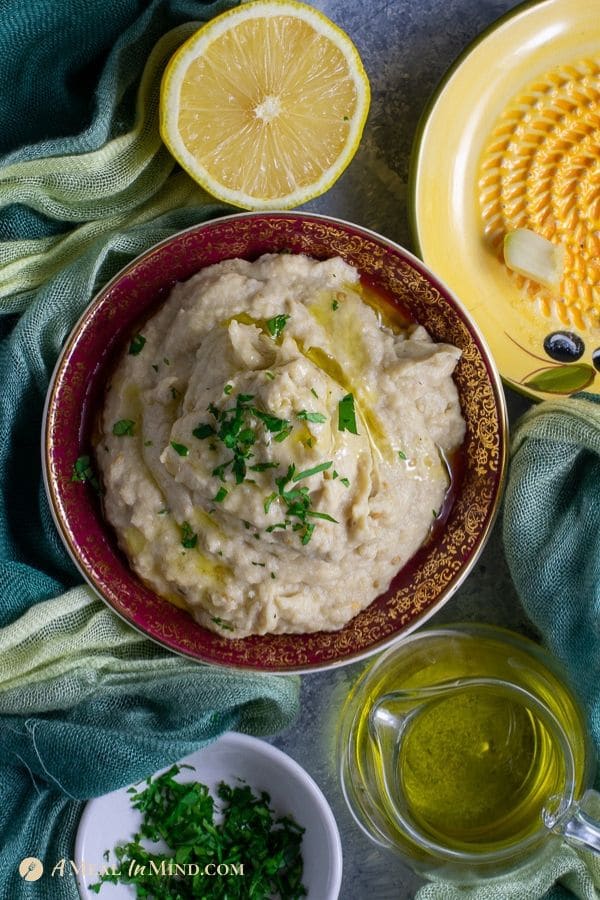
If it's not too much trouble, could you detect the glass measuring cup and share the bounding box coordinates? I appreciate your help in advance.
[338,624,600,881]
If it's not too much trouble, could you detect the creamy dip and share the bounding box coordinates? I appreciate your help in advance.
[96,254,465,638]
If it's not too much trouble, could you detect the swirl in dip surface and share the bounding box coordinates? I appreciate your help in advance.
[96,254,465,638]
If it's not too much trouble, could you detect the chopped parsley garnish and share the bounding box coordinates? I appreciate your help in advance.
[193,423,215,439]
[151,363,159,373]
[249,462,279,472]
[89,764,306,899]
[157,507,169,515]
[270,463,338,544]
[170,441,189,457]
[310,388,319,398]
[170,386,180,400]
[180,521,197,549]
[265,371,276,380]
[71,455,101,492]
[271,572,277,579]
[252,561,266,567]
[112,419,135,437]
[163,357,170,365]
[128,333,146,355]
[224,383,233,395]
[338,393,358,434]
[296,410,327,424]
[266,314,290,338]
[432,508,438,518]
[211,616,234,631]
[306,510,338,522]
[143,439,153,447]
[332,298,339,310]
[264,492,277,514]
[301,523,315,545]
[191,391,339,544]
[398,450,407,461]
[340,477,351,487]
[292,461,332,482]
[266,522,288,533]
[253,409,289,433]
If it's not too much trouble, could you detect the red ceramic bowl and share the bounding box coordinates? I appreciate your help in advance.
[43,212,508,673]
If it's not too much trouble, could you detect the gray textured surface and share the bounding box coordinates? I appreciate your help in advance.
[267,1,535,898]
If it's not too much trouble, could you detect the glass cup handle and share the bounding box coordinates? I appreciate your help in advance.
[546,789,600,855]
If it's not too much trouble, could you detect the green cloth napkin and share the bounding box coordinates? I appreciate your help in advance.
[416,394,600,900]
[0,1,300,897]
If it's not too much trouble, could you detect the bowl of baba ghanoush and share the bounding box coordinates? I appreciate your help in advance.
[43,212,507,672]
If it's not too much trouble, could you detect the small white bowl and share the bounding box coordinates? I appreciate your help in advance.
[75,731,343,899]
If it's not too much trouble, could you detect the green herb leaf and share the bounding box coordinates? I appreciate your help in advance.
[263,492,278,514]
[249,462,279,472]
[296,410,327,423]
[306,510,339,523]
[193,423,216,439]
[223,383,233,395]
[301,523,315,545]
[398,450,407,460]
[338,393,358,434]
[180,521,197,549]
[128,333,146,355]
[274,426,293,443]
[266,314,290,338]
[170,441,189,457]
[253,409,290,433]
[71,455,101,492]
[214,487,228,503]
[292,461,332,482]
[340,477,350,487]
[211,616,234,631]
[112,419,135,437]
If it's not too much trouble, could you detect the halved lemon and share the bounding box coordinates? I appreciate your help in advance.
[159,0,370,209]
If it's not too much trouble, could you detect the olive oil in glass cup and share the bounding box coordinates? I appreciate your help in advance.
[338,624,600,881]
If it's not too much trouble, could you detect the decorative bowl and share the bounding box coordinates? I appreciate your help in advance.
[43,211,507,672]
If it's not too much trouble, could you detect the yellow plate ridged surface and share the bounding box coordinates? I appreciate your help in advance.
[479,55,600,331]
[160,0,370,209]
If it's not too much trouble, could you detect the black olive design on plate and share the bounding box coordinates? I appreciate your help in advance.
[543,331,585,363]
[593,348,600,372]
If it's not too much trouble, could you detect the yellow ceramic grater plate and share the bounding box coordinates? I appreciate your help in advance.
[410,0,600,400]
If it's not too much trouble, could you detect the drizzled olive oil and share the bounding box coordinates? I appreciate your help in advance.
[340,626,590,869]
